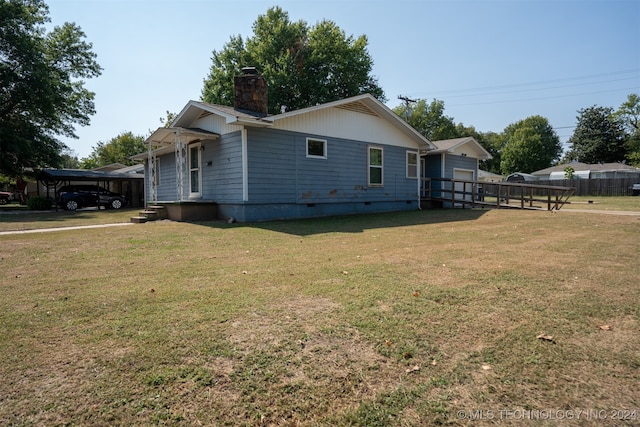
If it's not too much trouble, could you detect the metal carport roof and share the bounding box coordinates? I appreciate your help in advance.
[37,168,143,182]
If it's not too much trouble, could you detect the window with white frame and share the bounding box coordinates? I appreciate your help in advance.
[368,146,383,186]
[189,144,201,196]
[306,138,327,158]
[406,151,418,179]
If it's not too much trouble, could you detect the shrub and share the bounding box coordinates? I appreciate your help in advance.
[27,196,53,211]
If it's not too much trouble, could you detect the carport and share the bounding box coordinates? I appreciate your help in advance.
[36,168,145,210]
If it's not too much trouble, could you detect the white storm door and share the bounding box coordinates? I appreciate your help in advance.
[189,144,202,197]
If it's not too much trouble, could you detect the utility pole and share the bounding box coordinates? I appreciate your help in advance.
[398,95,417,122]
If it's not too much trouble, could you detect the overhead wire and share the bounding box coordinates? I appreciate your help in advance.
[405,69,639,106]
[411,69,639,97]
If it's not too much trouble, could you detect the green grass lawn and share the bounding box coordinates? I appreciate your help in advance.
[1,208,639,426]
[0,207,137,232]
[563,196,640,211]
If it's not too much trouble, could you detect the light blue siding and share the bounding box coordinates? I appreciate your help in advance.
[246,128,418,205]
[443,154,477,179]
[246,129,297,203]
[151,127,430,221]
[423,155,442,179]
[155,154,177,201]
[201,132,243,203]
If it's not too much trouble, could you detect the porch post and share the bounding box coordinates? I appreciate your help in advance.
[148,142,157,203]
[174,129,188,201]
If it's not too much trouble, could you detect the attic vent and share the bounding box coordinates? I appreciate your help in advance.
[336,101,378,116]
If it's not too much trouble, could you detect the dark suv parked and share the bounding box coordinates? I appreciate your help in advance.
[58,185,128,211]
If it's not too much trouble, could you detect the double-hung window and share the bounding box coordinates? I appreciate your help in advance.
[368,146,383,186]
[406,151,418,179]
[189,144,201,197]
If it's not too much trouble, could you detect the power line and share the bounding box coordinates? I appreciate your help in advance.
[422,77,638,100]
[411,69,639,98]
[446,87,637,107]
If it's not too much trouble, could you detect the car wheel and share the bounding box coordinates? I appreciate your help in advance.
[110,199,123,209]
[65,200,79,211]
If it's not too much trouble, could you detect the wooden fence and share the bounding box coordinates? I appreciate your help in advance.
[535,178,639,196]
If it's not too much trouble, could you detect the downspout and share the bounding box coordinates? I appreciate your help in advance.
[417,152,421,209]
[241,127,248,202]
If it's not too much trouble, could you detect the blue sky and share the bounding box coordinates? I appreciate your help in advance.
[46,0,640,159]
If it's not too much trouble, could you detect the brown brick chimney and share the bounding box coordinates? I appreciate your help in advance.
[234,67,268,116]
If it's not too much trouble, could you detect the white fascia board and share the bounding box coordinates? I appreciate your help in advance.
[172,100,240,128]
[232,118,273,127]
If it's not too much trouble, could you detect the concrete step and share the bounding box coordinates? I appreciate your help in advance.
[130,216,148,224]
[145,205,168,219]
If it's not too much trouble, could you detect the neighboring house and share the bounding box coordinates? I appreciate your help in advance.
[478,169,504,182]
[94,163,129,173]
[531,162,640,180]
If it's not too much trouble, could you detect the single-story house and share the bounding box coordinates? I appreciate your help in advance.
[478,169,504,182]
[531,162,640,180]
[134,68,488,222]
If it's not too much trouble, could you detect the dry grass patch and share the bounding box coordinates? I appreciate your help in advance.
[1,209,639,426]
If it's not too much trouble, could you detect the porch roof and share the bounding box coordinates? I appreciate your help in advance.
[146,127,220,146]
[428,137,492,160]
[131,127,220,161]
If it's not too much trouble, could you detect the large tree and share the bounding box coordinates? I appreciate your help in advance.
[393,99,457,141]
[79,131,145,169]
[564,106,627,164]
[614,93,640,165]
[0,0,101,177]
[392,99,501,173]
[202,7,384,114]
[500,115,561,175]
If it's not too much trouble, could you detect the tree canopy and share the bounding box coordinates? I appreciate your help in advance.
[202,7,385,114]
[563,105,627,164]
[614,93,640,165]
[79,131,146,169]
[0,0,102,177]
[500,116,561,175]
[393,99,457,141]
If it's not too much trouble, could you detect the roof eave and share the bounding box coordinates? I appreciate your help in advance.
[145,127,220,146]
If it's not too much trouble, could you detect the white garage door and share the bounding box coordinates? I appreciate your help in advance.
[454,169,474,203]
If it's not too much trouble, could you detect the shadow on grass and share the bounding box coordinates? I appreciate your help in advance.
[195,208,491,236]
